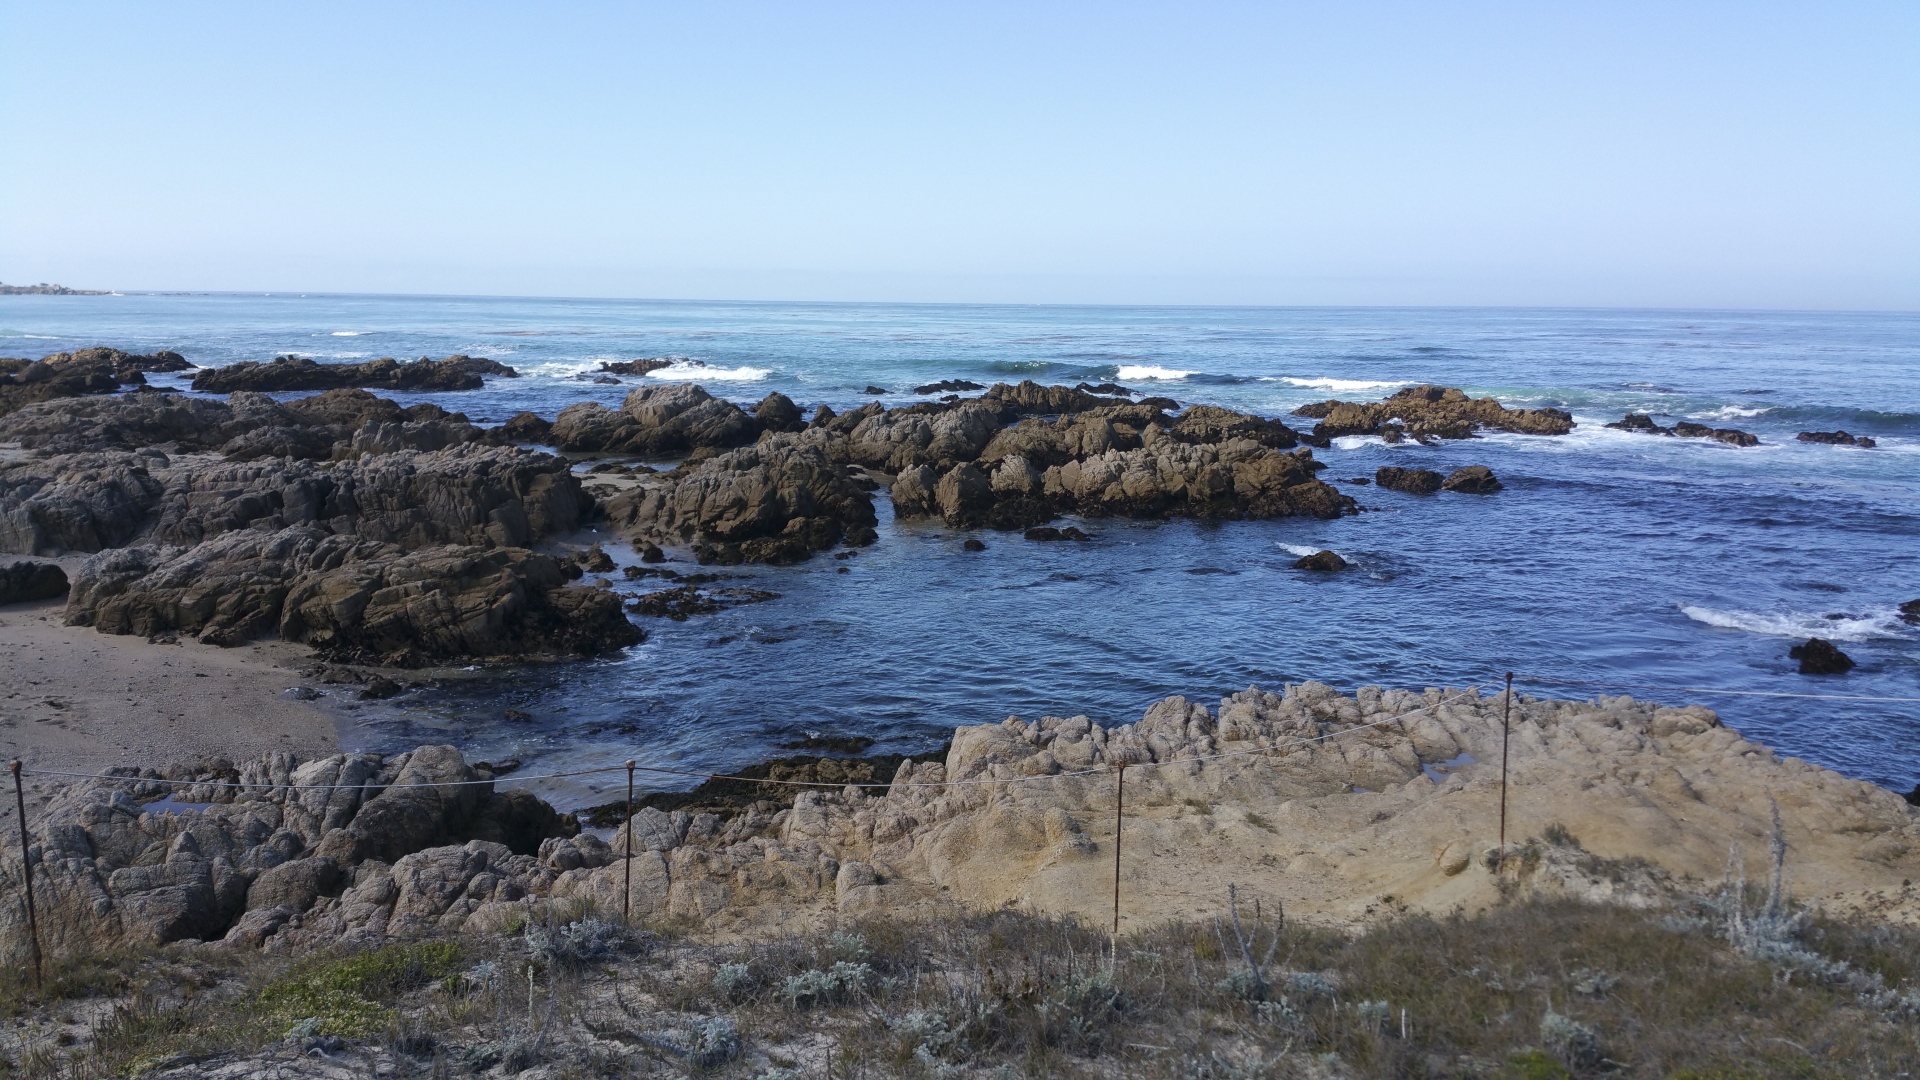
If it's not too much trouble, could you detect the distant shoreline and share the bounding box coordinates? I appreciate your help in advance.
[0,283,112,296]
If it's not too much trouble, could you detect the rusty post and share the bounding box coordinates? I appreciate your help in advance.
[1498,672,1513,866]
[11,760,43,990]
[623,760,636,924]
[1112,760,1126,936]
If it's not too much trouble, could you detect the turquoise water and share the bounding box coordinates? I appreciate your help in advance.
[5,293,1918,804]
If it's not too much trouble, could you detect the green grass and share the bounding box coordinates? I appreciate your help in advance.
[256,941,463,1038]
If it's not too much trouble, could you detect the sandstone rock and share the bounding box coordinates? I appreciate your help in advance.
[1375,467,1444,495]
[1798,430,1876,448]
[1293,385,1573,440]
[0,560,68,604]
[190,355,516,393]
[1292,550,1347,571]
[1441,465,1502,494]
[1790,637,1855,675]
[600,436,877,564]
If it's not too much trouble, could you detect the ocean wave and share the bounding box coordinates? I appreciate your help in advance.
[1278,543,1333,559]
[329,331,365,337]
[1278,377,1406,392]
[1695,405,1770,420]
[1678,604,1909,642]
[1116,365,1194,381]
[646,360,770,382]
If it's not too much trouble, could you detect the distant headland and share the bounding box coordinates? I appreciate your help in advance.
[0,281,111,295]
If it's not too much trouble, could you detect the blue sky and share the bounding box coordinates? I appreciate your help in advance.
[2,2,1915,308]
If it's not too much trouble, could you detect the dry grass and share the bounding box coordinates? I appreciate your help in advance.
[4,893,1920,1078]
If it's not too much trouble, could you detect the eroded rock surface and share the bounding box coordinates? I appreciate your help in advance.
[0,559,68,604]
[0,349,192,417]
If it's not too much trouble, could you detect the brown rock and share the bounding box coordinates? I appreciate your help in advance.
[1440,465,1502,494]
[1375,466,1445,495]
[1292,549,1348,571]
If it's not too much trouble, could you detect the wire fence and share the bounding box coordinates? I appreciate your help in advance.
[6,674,1919,987]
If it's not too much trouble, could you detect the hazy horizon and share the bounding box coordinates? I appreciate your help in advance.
[4,2,1916,310]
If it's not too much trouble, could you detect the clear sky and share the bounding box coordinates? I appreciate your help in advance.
[2,2,1916,308]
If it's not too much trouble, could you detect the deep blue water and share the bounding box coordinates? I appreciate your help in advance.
[5,294,1918,807]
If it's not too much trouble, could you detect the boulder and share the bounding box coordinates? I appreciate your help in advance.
[0,452,170,554]
[753,392,804,433]
[1292,385,1573,440]
[0,559,69,604]
[1375,467,1445,495]
[485,411,555,445]
[1291,550,1348,571]
[190,355,516,393]
[1789,638,1855,675]
[1441,465,1502,494]
[1901,599,1920,626]
[246,857,343,913]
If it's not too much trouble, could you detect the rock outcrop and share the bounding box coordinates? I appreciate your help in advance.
[0,560,68,604]
[190,355,516,393]
[1374,466,1444,495]
[551,384,759,456]
[600,436,878,564]
[1440,465,1502,493]
[1606,413,1760,447]
[66,525,640,661]
[597,359,676,376]
[0,348,191,417]
[1798,430,1876,448]
[7,684,1914,955]
[1292,549,1347,571]
[1292,385,1574,441]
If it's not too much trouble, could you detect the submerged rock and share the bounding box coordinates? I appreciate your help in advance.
[1798,430,1876,448]
[1790,637,1855,675]
[1291,549,1348,571]
[597,358,677,376]
[1606,413,1759,447]
[0,559,69,604]
[191,354,516,393]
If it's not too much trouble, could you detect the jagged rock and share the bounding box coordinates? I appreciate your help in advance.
[1292,550,1347,571]
[1606,413,1759,447]
[1901,599,1920,625]
[551,384,759,455]
[983,380,1121,416]
[1170,405,1301,449]
[841,400,1005,471]
[1375,467,1445,495]
[0,560,69,604]
[0,389,252,452]
[1293,385,1573,440]
[600,436,877,564]
[191,355,516,393]
[754,392,804,433]
[598,358,676,376]
[914,379,985,394]
[1790,637,1855,675]
[1798,430,1876,448]
[862,386,889,396]
[1440,465,1502,493]
[246,858,342,913]
[0,451,170,554]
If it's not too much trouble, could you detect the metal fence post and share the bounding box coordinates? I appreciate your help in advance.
[623,760,636,925]
[11,761,43,989]
[1112,760,1126,936]
[1498,672,1513,866]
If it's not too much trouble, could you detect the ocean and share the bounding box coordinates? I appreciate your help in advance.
[5,292,1917,808]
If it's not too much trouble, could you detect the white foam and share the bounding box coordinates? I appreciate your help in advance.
[1331,435,1383,450]
[1278,543,1329,558]
[1280,377,1406,392]
[1695,405,1769,420]
[646,360,770,382]
[1116,365,1193,381]
[1679,604,1907,642]
[329,331,365,337]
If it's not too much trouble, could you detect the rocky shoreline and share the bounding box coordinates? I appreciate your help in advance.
[3,682,1915,962]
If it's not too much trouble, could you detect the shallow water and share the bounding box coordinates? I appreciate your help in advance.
[6,295,1917,806]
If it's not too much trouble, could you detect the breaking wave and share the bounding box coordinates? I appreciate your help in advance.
[1278,377,1406,392]
[1116,365,1194,381]
[645,360,770,382]
[1679,604,1909,642]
